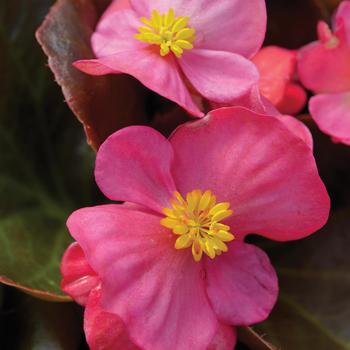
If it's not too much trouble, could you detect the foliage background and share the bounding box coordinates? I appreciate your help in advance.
[0,0,349,349]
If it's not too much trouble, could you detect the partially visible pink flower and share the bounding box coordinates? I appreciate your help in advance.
[61,241,236,349]
[62,107,329,350]
[298,0,350,145]
[73,0,266,117]
[252,46,307,115]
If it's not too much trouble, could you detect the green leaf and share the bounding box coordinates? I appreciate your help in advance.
[255,209,350,350]
[0,0,99,300]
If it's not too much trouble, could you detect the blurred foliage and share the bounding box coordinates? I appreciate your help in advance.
[0,0,99,299]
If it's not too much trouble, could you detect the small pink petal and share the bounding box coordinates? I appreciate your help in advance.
[170,107,330,241]
[309,91,350,146]
[61,242,100,306]
[276,82,307,115]
[252,46,296,106]
[180,49,259,104]
[84,287,139,350]
[208,324,237,350]
[335,1,350,44]
[130,0,266,57]
[205,242,278,325]
[67,205,218,350]
[95,126,176,213]
[298,22,350,93]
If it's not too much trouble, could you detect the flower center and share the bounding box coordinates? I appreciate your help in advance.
[134,8,196,58]
[160,190,235,262]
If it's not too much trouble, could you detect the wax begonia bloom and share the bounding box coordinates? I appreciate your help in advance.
[61,241,236,350]
[252,46,307,115]
[298,1,350,145]
[73,0,266,117]
[63,107,329,350]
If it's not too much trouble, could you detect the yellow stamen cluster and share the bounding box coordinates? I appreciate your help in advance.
[134,8,196,58]
[161,190,235,262]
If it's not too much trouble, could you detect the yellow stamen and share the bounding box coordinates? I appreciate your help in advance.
[160,190,235,262]
[134,8,196,58]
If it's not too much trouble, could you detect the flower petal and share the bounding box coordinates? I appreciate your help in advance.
[309,91,350,146]
[252,46,296,106]
[179,49,259,104]
[274,114,313,150]
[208,324,237,350]
[205,242,278,325]
[276,83,307,116]
[130,0,266,57]
[84,287,139,350]
[335,1,350,44]
[170,107,330,241]
[67,205,218,350]
[92,8,144,57]
[61,242,100,306]
[298,30,350,93]
[95,126,176,213]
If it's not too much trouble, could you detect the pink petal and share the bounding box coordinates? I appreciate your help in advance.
[208,324,237,350]
[130,0,266,57]
[170,107,330,241]
[274,114,313,150]
[276,82,307,115]
[180,49,259,104]
[335,1,350,44]
[205,242,278,325]
[309,91,350,146]
[74,8,203,117]
[61,242,100,306]
[252,46,296,106]
[90,8,143,57]
[95,126,176,213]
[84,287,139,350]
[298,23,350,93]
[67,205,218,350]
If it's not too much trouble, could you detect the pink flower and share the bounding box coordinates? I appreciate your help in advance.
[298,1,350,145]
[73,0,266,117]
[62,107,329,350]
[252,46,307,115]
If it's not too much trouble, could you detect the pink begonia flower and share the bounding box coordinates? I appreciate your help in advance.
[62,241,236,349]
[298,1,350,145]
[62,107,329,350]
[73,0,266,117]
[252,46,307,115]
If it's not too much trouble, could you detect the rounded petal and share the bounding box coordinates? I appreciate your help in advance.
[298,35,350,93]
[274,114,313,149]
[170,107,330,241]
[276,83,307,116]
[130,0,266,57]
[208,324,237,350]
[205,242,278,325]
[67,205,218,350]
[309,91,350,146]
[335,1,350,44]
[252,46,296,106]
[95,126,176,213]
[84,287,139,350]
[180,49,259,104]
[61,242,100,306]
